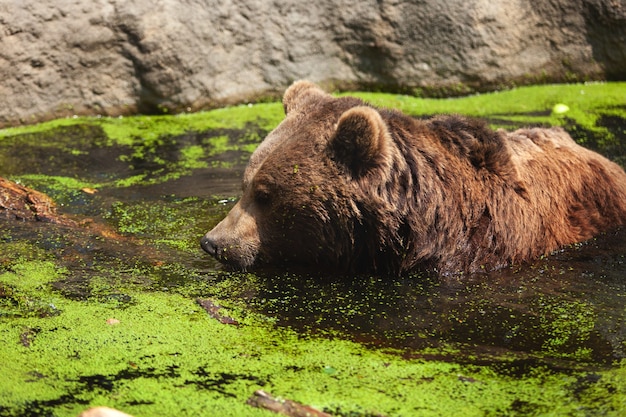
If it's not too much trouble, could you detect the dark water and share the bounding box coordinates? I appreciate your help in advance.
[238,230,626,370]
[1,121,626,374]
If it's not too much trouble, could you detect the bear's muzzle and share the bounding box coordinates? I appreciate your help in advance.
[201,200,261,270]
[200,235,218,256]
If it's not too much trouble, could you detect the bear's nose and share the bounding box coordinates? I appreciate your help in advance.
[200,236,217,256]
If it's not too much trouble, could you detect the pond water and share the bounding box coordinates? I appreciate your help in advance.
[1,90,626,416]
[2,120,626,365]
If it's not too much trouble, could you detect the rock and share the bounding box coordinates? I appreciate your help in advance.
[77,407,134,417]
[0,0,624,127]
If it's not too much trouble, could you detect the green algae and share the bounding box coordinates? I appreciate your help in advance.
[1,260,625,416]
[1,83,626,416]
[534,297,597,361]
[96,103,284,147]
[347,82,625,121]
[0,103,284,145]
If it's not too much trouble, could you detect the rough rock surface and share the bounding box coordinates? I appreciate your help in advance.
[1,0,624,127]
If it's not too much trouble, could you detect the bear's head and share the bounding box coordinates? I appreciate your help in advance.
[201,80,411,273]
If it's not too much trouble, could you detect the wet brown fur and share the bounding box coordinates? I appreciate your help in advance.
[202,81,626,275]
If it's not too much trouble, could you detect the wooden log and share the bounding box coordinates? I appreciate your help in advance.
[0,177,72,225]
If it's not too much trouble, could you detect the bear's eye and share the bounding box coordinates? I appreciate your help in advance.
[254,187,271,205]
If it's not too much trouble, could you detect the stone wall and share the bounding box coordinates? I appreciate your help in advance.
[1,0,624,126]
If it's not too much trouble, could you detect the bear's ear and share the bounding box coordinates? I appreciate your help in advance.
[330,106,392,176]
[283,80,327,114]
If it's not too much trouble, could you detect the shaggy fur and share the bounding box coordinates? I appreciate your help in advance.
[201,80,626,275]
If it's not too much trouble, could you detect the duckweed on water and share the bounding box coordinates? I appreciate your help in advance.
[2,260,625,416]
[1,83,626,416]
[103,197,225,254]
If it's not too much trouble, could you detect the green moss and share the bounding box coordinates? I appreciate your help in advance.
[347,82,626,148]
[96,103,283,147]
[0,104,284,146]
[0,118,97,140]
[0,104,283,194]
[2,83,624,150]
[349,82,623,117]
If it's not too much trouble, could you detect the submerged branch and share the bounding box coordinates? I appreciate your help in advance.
[247,390,333,417]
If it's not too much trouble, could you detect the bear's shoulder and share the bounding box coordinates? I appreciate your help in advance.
[425,115,521,182]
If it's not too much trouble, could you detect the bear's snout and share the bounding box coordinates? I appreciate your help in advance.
[200,229,259,270]
[200,231,248,268]
[200,235,218,256]
[201,201,261,270]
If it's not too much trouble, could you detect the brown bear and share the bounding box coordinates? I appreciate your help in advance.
[201,80,626,275]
